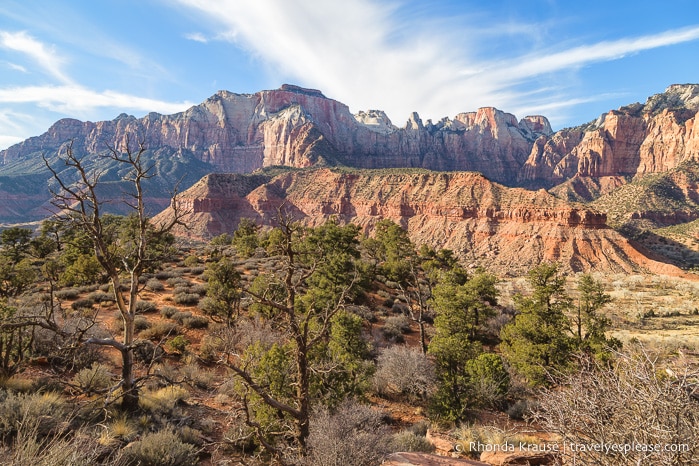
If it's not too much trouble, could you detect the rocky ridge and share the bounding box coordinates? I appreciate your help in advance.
[0,84,551,186]
[519,84,699,188]
[155,168,682,275]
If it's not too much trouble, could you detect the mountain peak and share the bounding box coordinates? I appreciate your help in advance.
[278,84,326,98]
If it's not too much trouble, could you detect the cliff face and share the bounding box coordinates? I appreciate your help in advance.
[520,84,699,187]
[0,84,550,186]
[156,168,682,275]
[3,84,699,193]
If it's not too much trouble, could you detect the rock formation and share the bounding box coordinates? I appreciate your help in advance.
[519,84,699,188]
[0,84,550,186]
[155,168,683,275]
[2,83,699,272]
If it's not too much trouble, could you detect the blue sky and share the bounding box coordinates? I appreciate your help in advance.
[0,0,698,150]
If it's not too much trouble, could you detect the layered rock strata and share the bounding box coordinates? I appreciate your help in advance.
[156,168,682,275]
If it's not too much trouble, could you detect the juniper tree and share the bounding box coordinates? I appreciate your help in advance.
[499,263,574,386]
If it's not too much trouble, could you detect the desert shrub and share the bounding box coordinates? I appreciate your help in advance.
[348,305,376,322]
[199,335,223,362]
[55,288,80,300]
[373,345,435,398]
[0,391,67,440]
[0,424,109,466]
[139,386,189,415]
[190,284,207,296]
[183,315,209,329]
[72,363,112,394]
[189,267,205,276]
[381,315,411,342]
[306,400,391,466]
[101,415,138,444]
[134,315,151,331]
[135,300,158,314]
[123,429,198,466]
[183,255,199,267]
[132,339,165,364]
[139,322,179,340]
[389,430,435,453]
[155,270,177,280]
[86,291,114,303]
[160,306,178,318]
[167,335,190,355]
[171,311,193,324]
[0,377,34,393]
[145,278,164,292]
[173,293,200,305]
[166,277,190,287]
[506,399,534,421]
[533,347,699,465]
[454,425,513,457]
[70,298,95,310]
[180,362,215,390]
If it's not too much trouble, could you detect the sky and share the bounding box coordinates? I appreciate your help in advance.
[0,0,698,150]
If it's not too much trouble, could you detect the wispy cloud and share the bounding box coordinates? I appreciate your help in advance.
[497,25,699,82]
[173,0,699,126]
[5,62,28,73]
[185,32,208,43]
[0,31,72,84]
[0,85,194,115]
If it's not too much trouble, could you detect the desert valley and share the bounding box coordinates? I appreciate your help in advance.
[0,83,697,465]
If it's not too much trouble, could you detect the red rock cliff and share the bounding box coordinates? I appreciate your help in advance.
[156,168,681,275]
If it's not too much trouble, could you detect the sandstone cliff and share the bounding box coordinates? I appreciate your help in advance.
[0,84,550,186]
[520,84,699,188]
[156,168,682,275]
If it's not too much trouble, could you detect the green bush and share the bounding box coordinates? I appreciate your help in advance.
[124,429,198,466]
[168,335,190,354]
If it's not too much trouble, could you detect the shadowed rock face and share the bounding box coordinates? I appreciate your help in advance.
[155,168,683,276]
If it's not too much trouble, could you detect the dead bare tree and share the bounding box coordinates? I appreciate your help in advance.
[533,345,699,466]
[43,136,187,411]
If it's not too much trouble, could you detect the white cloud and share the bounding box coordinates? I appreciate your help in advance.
[185,32,208,43]
[0,134,23,148]
[0,85,194,115]
[0,31,72,84]
[6,62,27,73]
[173,0,699,126]
[496,26,699,82]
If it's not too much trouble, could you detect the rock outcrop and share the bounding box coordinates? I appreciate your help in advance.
[155,168,683,275]
[519,84,699,187]
[0,84,550,186]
